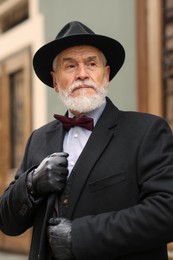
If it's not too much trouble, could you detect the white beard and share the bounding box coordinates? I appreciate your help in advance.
[57,78,109,114]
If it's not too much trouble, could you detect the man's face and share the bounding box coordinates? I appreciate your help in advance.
[51,45,110,115]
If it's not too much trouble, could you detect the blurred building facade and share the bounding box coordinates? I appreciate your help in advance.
[0,0,172,258]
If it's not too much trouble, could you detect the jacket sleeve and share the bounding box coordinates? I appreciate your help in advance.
[72,117,173,259]
[0,132,41,236]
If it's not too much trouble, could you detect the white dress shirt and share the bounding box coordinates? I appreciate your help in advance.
[63,99,106,175]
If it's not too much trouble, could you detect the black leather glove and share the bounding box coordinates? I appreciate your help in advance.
[47,218,74,260]
[27,152,68,197]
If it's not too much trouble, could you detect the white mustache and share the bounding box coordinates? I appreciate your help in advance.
[68,80,97,93]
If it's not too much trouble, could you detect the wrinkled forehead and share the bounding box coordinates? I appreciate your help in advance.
[52,45,107,71]
[57,45,105,62]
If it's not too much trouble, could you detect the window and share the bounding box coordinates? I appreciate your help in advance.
[0,49,32,253]
[9,69,25,169]
[162,0,173,131]
[0,0,29,33]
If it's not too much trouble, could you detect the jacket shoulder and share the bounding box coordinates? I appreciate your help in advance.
[34,120,59,133]
[119,110,168,125]
[118,110,172,135]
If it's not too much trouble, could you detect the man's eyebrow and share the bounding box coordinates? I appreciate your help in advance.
[61,55,98,64]
[62,57,75,63]
[63,56,98,60]
[85,56,97,61]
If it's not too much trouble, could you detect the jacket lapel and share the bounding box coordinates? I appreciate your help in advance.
[38,122,65,259]
[66,98,119,218]
[46,122,65,155]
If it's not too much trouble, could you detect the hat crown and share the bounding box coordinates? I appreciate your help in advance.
[55,21,95,40]
[33,21,125,87]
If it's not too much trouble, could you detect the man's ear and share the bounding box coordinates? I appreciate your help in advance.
[105,65,110,82]
[50,71,59,92]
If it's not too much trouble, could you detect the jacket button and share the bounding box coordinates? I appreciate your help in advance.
[62,198,69,206]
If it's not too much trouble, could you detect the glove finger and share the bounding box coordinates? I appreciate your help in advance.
[48,217,61,225]
[54,167,68,176]
[49,152,69,158]
[49,154,69,167]
[48,168,68,179]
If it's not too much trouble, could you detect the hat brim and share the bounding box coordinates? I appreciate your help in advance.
[33,34,125,87]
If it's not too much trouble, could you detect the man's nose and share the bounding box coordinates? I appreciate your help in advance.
[76,64,89,80]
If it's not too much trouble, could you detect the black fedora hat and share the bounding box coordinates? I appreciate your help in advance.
[33,21,125,88]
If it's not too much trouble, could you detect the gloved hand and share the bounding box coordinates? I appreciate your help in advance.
[27,152,69,197]
[47,218,74,260]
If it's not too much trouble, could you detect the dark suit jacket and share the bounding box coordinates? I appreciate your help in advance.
[1,98,173,260]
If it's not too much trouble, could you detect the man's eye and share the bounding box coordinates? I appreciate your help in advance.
[89,62,96,67]
[63,63,76,70]
[67,64,76,69]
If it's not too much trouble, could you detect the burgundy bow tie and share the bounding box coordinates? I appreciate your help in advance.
[54,114,94,131]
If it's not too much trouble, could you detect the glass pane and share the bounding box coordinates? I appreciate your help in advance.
[0,0,29,33]
[163,0,173,132]
[9,70,24,169]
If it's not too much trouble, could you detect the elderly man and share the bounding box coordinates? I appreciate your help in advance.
[1,21,173,260]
